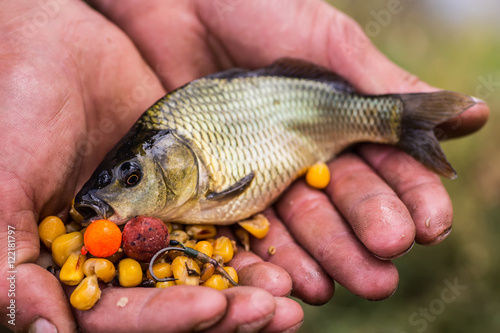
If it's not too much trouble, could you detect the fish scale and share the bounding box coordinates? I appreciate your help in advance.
[138,76,401,222]
[75,58,476,225]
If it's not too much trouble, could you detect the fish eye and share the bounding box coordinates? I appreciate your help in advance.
[118,161,142,188]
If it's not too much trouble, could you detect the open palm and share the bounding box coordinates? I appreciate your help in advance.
[0,0,488,332]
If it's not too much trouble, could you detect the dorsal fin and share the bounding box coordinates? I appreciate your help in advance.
[205,58,356,93]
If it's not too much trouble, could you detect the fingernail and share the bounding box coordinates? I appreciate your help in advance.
[372,241,415,260]
[29,317,58,333]
[282,319,304,333]
[237,312,274,333]
[265,319,304,333]
[193,312,225,332]
[426,227,452,246]
[471,96,487,105]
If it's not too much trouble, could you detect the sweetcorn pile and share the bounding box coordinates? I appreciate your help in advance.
[38,213,267,311]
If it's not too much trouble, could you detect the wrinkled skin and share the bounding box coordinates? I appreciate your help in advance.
[0,0,488,332]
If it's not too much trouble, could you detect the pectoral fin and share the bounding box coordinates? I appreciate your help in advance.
[206,171,255,201]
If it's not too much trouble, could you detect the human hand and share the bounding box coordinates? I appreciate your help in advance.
[0,1,302,332]
[88,0,489,305]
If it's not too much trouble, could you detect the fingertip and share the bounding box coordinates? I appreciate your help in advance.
[261,297,304,333]
[236,261,293,297]
[326,155,416,258]
[205,287,276,333]
[406,183,453,245]
[356,145,454,247]
[289,266,335,306]
[437,100,490,139]
[29,317,58,333]
[355,196,416,258]
[354,263,400,301]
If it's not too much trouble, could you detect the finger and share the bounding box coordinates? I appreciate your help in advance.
[357,144,453,245]
[261,297,304,333]
[88,0,221,90]
[229,247,293,298]
[326,153,416,259]
[0,185,75,331]
[249,208,334,305]
[66,285,227,333]
[276,180,399,300]
[191,0,490,137]
[0,0,165,212]
[203,287,276,333]
[8,264,76,332]
[436,100,489,139]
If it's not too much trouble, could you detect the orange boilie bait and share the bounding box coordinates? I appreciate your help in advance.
[83,219,122,258]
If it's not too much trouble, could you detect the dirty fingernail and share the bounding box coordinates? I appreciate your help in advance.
[429,227,452,245]
[193,312,225,332]
[29,317,58,333]
[373,241,415,260]
[237,312,275,333]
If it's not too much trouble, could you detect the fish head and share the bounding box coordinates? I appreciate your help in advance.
[74,153,167,225]
[74,129,199,225]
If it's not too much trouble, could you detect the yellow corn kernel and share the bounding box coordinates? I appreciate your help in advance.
[69,198,84,224]
[212,236,234,263]
[237,214,270,239]
[172,256,200,286]
[118,258,143,287]
[202,274,229,291]
[83,258,116,283]
[223,266,239,285]
[305,162,330,189]
[59,253,86,286]
[65,221,82,233]
[235,228,250,252]
[212,254,224,266]
[52,232,84,267]
[156,281,176,288]
[70,275,101,311]
[184,239,197,249]
[185,225,217,240]
[146,262,172,281]
[164,222,173,234]
[170,230,189,244]
[200,263,215,283]
[231,240,238,255]
[194,241,213,258]
[38,216,66,250]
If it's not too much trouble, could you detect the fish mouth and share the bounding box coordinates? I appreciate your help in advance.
[74,192,114,222]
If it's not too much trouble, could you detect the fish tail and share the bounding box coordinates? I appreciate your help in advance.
[395,91,477,179]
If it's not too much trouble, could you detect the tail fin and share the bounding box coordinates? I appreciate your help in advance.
[395,91,477,179]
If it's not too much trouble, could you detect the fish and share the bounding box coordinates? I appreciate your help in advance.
[74,58,478,225]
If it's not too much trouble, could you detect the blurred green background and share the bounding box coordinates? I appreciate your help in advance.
[299,1,500,332]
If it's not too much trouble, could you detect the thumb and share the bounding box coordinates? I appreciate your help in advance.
[0,186,75,332]
[316,6,489,138]
[192,0,489,137]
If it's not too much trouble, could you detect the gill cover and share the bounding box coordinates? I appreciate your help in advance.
[74,129,200,224]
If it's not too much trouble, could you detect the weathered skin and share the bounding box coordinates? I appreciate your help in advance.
[74,58,476,225]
